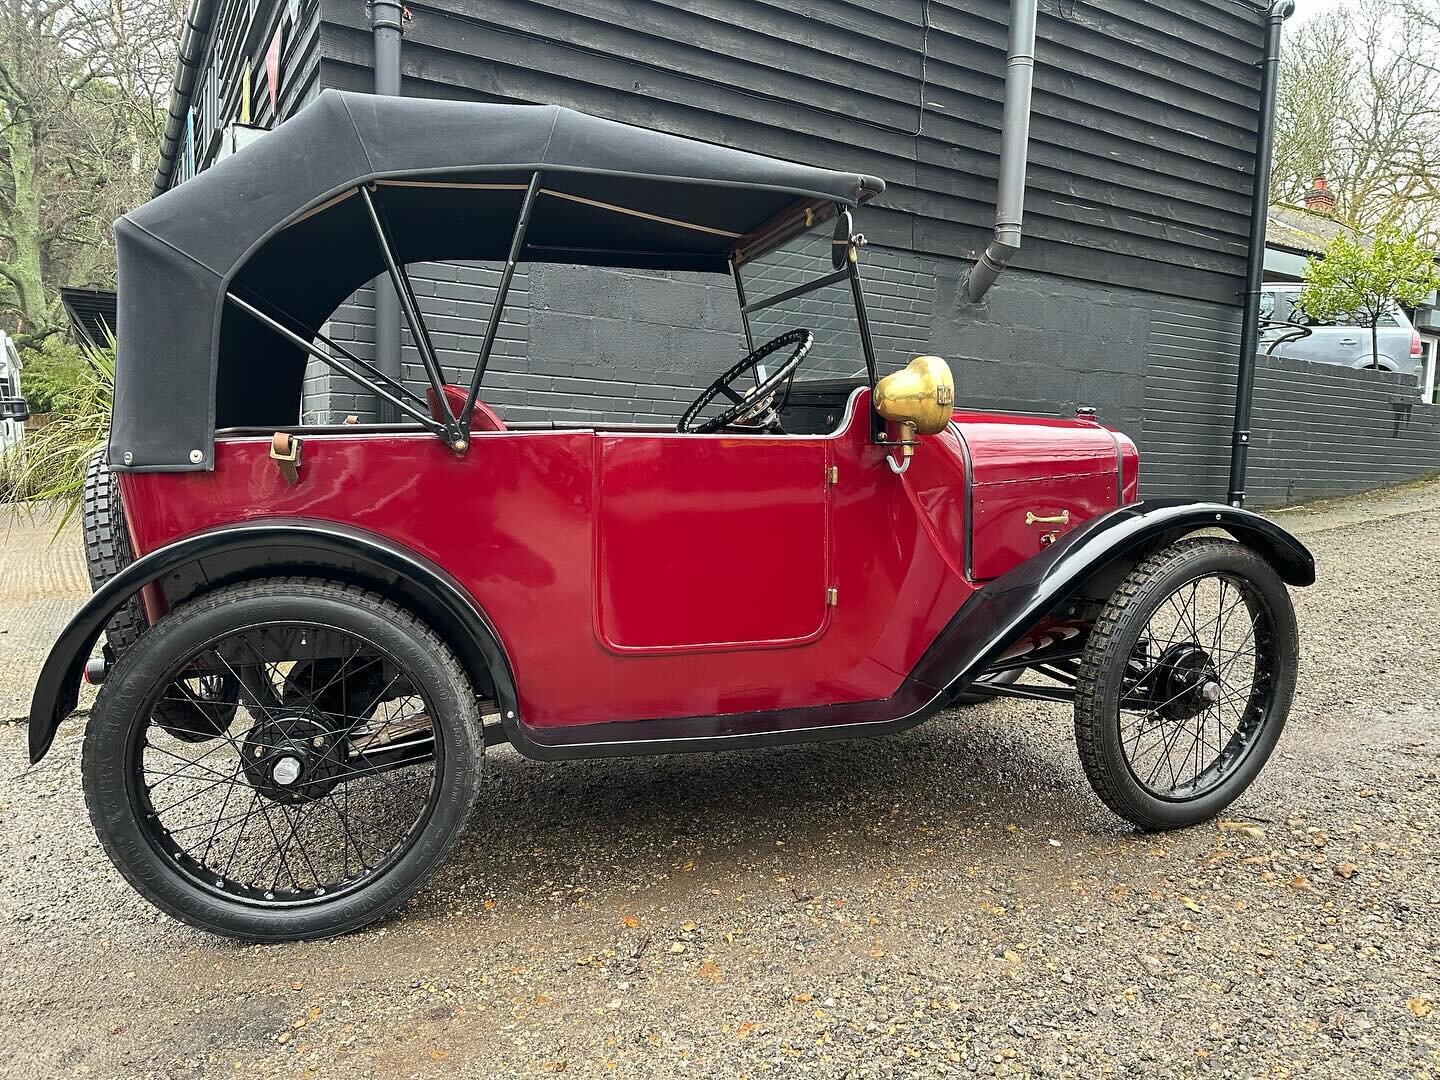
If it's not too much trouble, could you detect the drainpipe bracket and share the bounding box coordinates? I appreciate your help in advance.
[369,0,405,31]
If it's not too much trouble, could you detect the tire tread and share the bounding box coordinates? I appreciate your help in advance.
[1074,538,1297,831]
[82,576,483,942]
[81,450,147,655]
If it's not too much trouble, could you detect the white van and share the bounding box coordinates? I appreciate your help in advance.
[0,330,28,452]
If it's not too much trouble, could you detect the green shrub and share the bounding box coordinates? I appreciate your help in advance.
[0,341,113,524]
[17,337,92,415]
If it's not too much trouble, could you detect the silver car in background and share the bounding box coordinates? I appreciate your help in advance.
[1259,283,1423,383]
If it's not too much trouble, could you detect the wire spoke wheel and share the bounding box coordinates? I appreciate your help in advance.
[83,580,482,940]
[1116,574,1271,800]
[1075,539,1298,831]
[135,624,437,903]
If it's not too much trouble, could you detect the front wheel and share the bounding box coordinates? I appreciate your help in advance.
[1074,539,1299,831]
[82,578,483,941]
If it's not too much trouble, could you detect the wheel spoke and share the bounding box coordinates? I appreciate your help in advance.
[1104,568,1282,800]
[130,618,440,908]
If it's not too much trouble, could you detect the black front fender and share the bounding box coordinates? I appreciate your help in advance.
[27,520,518,763]
[912,499,1315,699]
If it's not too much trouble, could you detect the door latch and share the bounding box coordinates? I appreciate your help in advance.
[270,431,302,485]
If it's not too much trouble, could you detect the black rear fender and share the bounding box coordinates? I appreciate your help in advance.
[27,520,517,763]
[913,500,1314,700]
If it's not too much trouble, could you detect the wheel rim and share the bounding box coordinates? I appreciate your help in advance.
[127,621,442,906]
[1116,572,1279,801]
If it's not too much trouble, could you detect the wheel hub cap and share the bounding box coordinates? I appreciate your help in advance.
[241,715,344,804]
[270,755,302,786]
[1150,642,1222,722]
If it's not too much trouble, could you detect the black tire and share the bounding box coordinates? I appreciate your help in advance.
[82,450,238,736]
[82,578,483,941]
[1074,538,1298,831]
[81,450,147,656]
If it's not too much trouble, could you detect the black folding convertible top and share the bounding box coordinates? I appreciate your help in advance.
[111,89,884,472]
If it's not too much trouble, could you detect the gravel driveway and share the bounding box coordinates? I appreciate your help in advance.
[1,484,1437,1079]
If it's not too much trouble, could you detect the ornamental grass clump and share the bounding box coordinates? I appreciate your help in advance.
[0,338,113,525]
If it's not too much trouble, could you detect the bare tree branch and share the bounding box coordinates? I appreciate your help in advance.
[1273,0,1440,242]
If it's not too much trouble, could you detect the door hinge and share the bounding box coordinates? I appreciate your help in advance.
[826,587,839,606]
[826,465,839,485]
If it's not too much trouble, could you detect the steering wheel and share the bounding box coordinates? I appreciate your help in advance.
[677,329,814,434]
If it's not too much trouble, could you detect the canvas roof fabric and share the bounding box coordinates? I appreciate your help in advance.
[112,89,884,471]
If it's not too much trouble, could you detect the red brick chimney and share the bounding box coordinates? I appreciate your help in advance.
[1303,173,1337,216]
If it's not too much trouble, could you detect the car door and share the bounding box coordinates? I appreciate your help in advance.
[592,432,834,653]
[1272,289,1343,366]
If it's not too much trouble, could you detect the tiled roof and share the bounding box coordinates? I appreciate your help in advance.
[1266,203,1357,255]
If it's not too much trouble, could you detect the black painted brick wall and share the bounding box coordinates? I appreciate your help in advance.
[1247,357,1440,505]
[306,249,1152,456]
[1143,297,1440,505]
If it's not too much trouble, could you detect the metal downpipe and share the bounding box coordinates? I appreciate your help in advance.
[151,0,221,197]
[965,0,1038,303]
[1227,0,1295,507]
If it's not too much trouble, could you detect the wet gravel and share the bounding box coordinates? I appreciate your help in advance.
[0,482,1437,1079]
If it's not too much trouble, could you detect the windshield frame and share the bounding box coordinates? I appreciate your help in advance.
[729,202,879,391]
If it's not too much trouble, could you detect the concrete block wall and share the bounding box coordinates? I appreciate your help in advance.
[304,261,529,423]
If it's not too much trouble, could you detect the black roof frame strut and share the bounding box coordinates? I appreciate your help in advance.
[227,178,546,449]
[733,221,879,430]
[227,287,430,412]
[357,183,468,451]
[224,178,877,450]
[463,171,541,422]
[224,292,444,430]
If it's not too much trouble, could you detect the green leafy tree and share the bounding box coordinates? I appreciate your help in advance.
[1299,220,1440,369]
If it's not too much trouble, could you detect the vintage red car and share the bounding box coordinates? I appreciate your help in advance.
[30,92,1312,941]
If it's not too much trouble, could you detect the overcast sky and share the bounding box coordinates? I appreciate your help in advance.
[1288,0,1410,47]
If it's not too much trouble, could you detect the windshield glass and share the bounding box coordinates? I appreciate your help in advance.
[738,223,869,381]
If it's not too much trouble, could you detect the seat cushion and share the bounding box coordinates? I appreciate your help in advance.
[426,384,507,432]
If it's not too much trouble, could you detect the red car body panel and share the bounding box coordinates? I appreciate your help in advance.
[118,390,1136,731]
[593,435,833,652]
[955,413,1129,580]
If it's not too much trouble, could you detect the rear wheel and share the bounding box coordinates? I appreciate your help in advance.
[1074,539,1298,831]
[82,578,483,941]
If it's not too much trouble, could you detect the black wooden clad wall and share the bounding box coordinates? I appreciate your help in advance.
[202,0,320,144]
[318,0,1262,306]
[286,0,1276,497]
